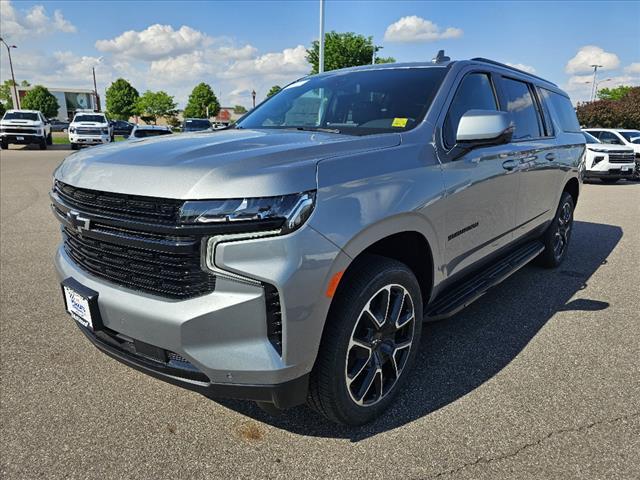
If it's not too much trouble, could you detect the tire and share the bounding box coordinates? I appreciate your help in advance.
[46,133,53,145]
[39,137,47,150]
[308,255,423,425]
[0,141,7,150]
[70,143,78,150]
[601,178,618,184]
[537,192,574,268]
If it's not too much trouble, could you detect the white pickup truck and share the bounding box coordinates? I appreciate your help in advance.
[69,111,113,150]
[0,110,52,150]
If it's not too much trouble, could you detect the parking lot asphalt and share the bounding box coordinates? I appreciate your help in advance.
[1,146,639,479]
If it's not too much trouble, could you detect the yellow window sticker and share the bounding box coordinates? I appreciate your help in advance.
[392,118,408,128]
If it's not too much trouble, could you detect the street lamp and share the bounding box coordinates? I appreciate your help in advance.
[589,64,603,102]
[251,90,256,108]
[0,37,19,109]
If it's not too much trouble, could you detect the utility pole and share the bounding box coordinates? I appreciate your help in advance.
[590,64,603,102]
[318,0,325,73]
[92,66,101,111]
[0,37,20,109]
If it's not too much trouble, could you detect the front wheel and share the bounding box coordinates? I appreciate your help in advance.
[308,255,422,425]
[0,140,7,150]
[46,133,53,145]
[39,137,47,150]
[537,192,574,268]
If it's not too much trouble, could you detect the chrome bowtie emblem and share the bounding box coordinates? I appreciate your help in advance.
[67,210,91,233]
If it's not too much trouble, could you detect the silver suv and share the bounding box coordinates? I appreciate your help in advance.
[52,55,584,425]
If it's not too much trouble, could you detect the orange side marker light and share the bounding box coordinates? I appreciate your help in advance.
[326,271,345,298]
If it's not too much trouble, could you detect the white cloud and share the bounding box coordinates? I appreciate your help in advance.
[565,45,620,74]
[384,16,463,43]
[223,45,308,78]
[95,24,211,61]
[624,62,640,74]
[0,0,76,38]
[506,63,536,74]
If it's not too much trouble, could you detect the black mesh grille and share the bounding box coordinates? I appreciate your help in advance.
[63,227,215,299]
[264,284,283,355]
[76,128,103,135]
[608,152,635,163]
[3,127,37,134]
[54,180,182,225]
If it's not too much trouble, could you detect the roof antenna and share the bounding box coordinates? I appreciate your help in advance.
[432,50,450,64]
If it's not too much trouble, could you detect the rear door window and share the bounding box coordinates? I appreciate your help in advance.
[501,78,542,140]
[539,88,581,133]
[443,72,498,148]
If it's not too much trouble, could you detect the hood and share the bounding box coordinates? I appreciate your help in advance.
[55,128,400,199]
[1,118,42,127]
[586,143,634,152]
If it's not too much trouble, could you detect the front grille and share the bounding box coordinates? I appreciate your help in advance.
[54,180,181,224]
[76,128,103,135]
[608,151,636,163]
[3,127,37,134]
[63,227,215,299]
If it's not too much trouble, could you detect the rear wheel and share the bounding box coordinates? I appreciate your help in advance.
[537,192,574,268]
[308,255,422,425]
[601,178,619,184]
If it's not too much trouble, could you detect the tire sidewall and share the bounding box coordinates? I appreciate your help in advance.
[550,192,574,265]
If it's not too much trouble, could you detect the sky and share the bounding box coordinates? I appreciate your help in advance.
[1,0,639,109]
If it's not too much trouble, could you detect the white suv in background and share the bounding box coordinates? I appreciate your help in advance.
[581,130,636,183]
[0,110,52,150]
[69,112,113,150]
[584,128,640,180]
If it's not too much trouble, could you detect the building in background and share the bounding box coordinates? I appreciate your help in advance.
[213,107,244,126]
[12,86,98,121]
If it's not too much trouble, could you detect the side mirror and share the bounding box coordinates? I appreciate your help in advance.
[456,110,513,147]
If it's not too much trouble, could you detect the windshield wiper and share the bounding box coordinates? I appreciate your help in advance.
[295,126,342,134]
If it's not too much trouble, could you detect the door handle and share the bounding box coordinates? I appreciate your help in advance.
[502,159,518,171]
[545,152,556,161]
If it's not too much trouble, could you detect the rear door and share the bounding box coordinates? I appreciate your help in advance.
[494,77,561,239]
[435,70,521,278]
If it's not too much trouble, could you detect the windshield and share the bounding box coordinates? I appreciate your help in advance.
[582,132,600,143]
[183,119,211,131]
[133,129,172,138]
[74,114,106,123]
[3,112,39,121]
[237,67,448,136]
[618,130,640,142]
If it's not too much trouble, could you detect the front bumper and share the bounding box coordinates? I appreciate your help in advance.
[1,133,43,144]
[69,134,110,145]
[54,223,346,406]
[584,167,635,179]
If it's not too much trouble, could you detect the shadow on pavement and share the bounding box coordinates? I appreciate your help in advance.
[216,220,622,441]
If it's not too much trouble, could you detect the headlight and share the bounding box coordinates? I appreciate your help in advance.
[588,148,611,153]
[180,191,315,234]
[102,128,109,134]
[69,127,76,133]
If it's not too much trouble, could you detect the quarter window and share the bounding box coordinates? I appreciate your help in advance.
[443,73,498,148]
[502,78,542,140]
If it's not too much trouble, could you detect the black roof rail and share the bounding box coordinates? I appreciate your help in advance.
[470,57,557,86]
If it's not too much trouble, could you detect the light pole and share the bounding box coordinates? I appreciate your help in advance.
[594,78,612,99]
[318,0,325,73]
[251,90,256,108]
[92,57,103,111]
[589,64,603,102]
[0,37,19,109]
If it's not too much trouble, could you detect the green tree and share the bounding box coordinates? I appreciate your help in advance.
[21,85,59,118]
[136,90,177,124]
[233,105,247,114]
[0,101,5,117]
[577,87,640,129]
[183,82,220,118]
[266,85,282,98]
[597,85,632,101]
[0,79,30,109]
[306,31,395,74]
[106,78,139,120]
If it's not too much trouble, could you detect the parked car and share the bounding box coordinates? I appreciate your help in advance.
[111,120,135,137]
[581,130,636,183]
[128,125,173,139]
[584,128,640,180]
[51,55,584,425]
[49,119,70,133]
[0,109,52,149]
[182,118,212,132]
[68,112,113,150]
